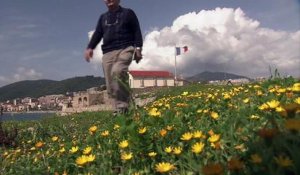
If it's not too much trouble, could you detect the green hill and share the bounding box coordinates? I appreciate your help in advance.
[186,71,251,82]
[0,76,105,101]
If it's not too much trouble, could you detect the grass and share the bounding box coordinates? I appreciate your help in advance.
[1,77,300,175]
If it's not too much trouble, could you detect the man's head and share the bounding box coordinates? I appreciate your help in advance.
[104,0,120,11]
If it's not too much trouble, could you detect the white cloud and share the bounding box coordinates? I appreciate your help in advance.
[90,8,300,78]
[0,67,42,87]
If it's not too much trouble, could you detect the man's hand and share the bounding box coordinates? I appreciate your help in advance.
[84,49,93,62]
[134,49,142,63]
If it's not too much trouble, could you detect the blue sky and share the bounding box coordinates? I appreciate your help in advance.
[0,0,299,87]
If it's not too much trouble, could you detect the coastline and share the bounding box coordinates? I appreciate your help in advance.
[3,111,58,114]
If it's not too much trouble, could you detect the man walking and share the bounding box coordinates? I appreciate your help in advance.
[84,0,143,115]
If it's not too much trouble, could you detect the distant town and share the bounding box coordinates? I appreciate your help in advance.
[0,70,266,115]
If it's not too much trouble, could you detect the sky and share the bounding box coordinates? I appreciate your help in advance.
[0,0,299,87]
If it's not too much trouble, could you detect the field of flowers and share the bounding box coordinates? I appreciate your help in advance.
[1,77,300,175]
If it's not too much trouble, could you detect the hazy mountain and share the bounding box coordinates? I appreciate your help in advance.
[0,76,105,101]
[186,71,251,82]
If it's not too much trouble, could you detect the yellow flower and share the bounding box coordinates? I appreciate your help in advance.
[274,155,293,167]
[165,146,173,153]
[182,91,189,96]
[166,125,174,131]
[258,103,269,110]
[148,152,157,157]
[101,130,110,137]
[59,147,66,153]
[35,141,44,148]
[89,125,97,133]
[193,130,203,139]
[266,100,280,109]
[181,132,193,141]
[83,146,92,155]
[173,146,182,155]
[294,97,300,105]
[121,152,133,161]
[223,93,231,99]
[243,98,250,104]
[249,115,260,120]
[275,106,285,112]
[155,162,175,173]
[197,109,203,113]
[210,111,219,120]
[119,140,129,149]
[250,154,262,164]
[148,107,161,117]
[208,134,220,143]
[76,155,88,166]
[138,127,147,134]
[292,83,300,92]
[277,88,286,93]
[256,90,263,96]
[114,124,120,130]
[87,154,95,162]
[253,85,260,89]
[52,136,59,142]
[192,142,205,154]
[70,146,79,154]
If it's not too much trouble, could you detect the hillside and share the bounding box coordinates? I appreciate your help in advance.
[0,76,105,101]
[186,71,251,82]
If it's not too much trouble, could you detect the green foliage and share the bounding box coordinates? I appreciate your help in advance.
[0,78,299,175]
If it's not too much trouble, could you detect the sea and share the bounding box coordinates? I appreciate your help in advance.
[0,112,56,122]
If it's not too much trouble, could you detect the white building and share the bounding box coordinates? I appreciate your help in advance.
[128,70,183,88]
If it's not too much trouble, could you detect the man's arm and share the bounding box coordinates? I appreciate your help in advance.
[85,15,104,62]
[129,10,143,63]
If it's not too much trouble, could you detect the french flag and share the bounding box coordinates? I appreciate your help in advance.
[175,46,188,56]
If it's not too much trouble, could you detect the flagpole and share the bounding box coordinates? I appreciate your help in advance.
[174,45,177,86]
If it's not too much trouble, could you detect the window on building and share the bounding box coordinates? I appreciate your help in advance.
[140,79,144,87]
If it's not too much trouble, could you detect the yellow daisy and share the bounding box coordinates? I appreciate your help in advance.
[148,107,161,117]
[210,111,219,120]
[101,130,110,137]
[266,100,280,109]
[193,130,203,139]
[87,154,95,162]
[121,152,133,161]
[164,146,173,153]
[173,146,182,155]
[155,162,175,173]
[76,155,88,166]
[83,146,92,155]
[138,127,147,134]
[208,134,220,143]
[148,152,157,157]
[192,142,205,154]
[70,146,79,154]
[89,125,97,133]
[119,140,129,149]
[51,136,59,142]
[181,132,193,141]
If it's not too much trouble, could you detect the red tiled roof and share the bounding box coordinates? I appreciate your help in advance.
[129,70,174,78]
